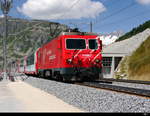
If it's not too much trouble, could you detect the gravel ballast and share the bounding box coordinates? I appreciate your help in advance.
[22,76,150,112]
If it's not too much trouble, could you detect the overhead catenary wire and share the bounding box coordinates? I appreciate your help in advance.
[1,0,80,43]
[94,1,136,24]
[0,0,81,65]
[57,0,80,20]
[1,1,74,49]
[81,1,136,31]
[67,0,123,29]
[96,10,150,28]
[94,0,124,23]
[8,0,80,37]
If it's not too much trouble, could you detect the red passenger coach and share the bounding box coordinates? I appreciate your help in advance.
[17,49,39,75]
[24,49,39,75]
[36,32,103,81]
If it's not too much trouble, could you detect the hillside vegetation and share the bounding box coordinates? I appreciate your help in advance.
[0,17,68,69]
[115,36,150,81]
[116,20,150,42]
[128,36,150,81]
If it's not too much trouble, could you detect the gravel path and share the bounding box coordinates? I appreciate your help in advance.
[22,76,150,112]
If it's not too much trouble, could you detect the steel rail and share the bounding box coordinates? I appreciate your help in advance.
[76,82,150,98]
[99,78,150,85]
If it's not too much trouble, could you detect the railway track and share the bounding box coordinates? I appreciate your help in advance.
[17,74,150,98]
[76,81,150,98]
[23,76,150,112]
[100,78,150,85]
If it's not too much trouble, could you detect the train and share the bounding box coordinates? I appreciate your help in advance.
[16,31,103,82]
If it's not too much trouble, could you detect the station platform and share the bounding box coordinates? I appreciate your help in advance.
[0,80,83,112]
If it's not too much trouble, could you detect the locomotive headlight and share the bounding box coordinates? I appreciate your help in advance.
[95,59,100,63]
[66,58,72,64]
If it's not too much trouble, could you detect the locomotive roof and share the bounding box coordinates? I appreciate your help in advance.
[59,32,99,36]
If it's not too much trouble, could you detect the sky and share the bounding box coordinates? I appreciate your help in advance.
[0,0,150,34]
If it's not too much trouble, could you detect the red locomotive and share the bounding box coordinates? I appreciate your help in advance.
[18,31,103,81]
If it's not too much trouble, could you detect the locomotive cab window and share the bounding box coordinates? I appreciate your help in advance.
[89,39,98,49]
[66,39,86,49]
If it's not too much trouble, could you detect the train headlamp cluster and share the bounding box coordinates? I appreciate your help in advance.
[66,58,72,64]
[95,59,100,63]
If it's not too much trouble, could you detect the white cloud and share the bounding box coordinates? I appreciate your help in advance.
[0,14,4,18]
[17,0,106,20]
[136,0,150,5]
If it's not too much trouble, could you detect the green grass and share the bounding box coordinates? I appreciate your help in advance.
[128,36,150,80]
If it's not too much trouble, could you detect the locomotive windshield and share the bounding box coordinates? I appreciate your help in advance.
[66,39,86,49]
[89,39,98,49]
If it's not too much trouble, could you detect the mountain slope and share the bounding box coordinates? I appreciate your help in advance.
[0,17,68,69]
[115,35,150,81]
[128,36,150,81]
[116,20,150,42]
